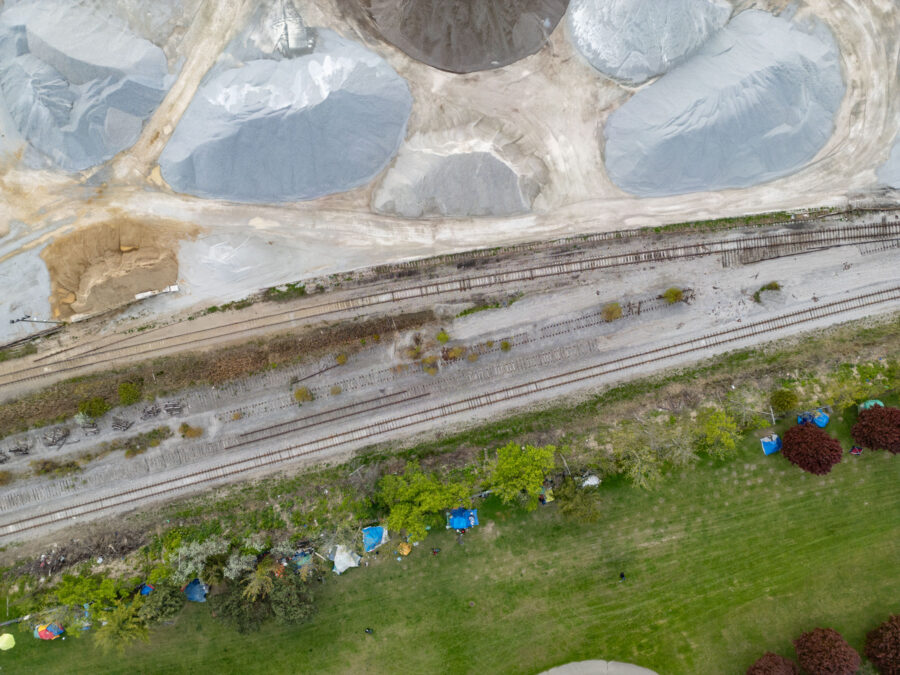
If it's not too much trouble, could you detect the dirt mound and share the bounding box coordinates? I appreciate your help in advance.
[41,217,197,319]
[353,0,568,73]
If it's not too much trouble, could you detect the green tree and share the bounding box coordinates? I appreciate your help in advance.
[242,556,276,602]
[55,573,121,607]
[93,600,148,655]
[770,388,799,414]
[136,584,185,623]
[607,422,662,490]
[209,582,272,634]
[117,382,142,406]
[554,477,601,523]
[78,396,111,419]
[270,575,315,624]
[490,442,556,510]
[377,462,469,541]
[696,408,740,460]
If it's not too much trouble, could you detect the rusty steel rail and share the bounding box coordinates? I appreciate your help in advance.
[3,285,898,538]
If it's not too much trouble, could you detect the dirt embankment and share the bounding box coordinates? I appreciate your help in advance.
[40,217,198,319]
[0,310,436,440]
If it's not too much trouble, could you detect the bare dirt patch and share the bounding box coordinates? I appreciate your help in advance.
[40,216,199,319]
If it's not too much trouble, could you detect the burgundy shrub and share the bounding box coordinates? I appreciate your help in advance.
[852,406,900,454]
[793,627,861,675]
[782,423,843,475]
[866,614,900,675]
[746,651,799,675]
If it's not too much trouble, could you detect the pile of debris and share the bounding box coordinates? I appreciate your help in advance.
[42,427,69,448]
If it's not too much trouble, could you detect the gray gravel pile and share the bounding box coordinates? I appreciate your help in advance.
[604,10,845,197]
[159,29,412,203]
[567,0,731,85]
[373,151,533,218]
[0,0,170,171]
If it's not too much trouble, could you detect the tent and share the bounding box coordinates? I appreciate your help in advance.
[761,434,783,456]
[798,409,829,428]
[330,545,361,574]
[397,542,412,556]
[139,583,155,596]
[291,551,313,570]
[182,579,208,603]
[33,623,64,640]
[0,633,14,651]
[859,399,884,411]
[362,526,389,553]
[448,508,478,530]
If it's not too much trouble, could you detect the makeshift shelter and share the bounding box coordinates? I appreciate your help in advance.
[797,409,829,428]
[329,545,361,575]
[139,583,155,596]
[362,526,389,553]
[859,399,884,411]
[761,434,783,456]
[397,542,412,556]
[448,508,478,530]
[291,551,313,571]
[182,579,208,603]
[0,633,14,651]
[581,475,601,488]
[33,623,64,640]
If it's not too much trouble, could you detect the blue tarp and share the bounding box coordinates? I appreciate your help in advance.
[183,579,208,603]
[362,526,388,552]
[291,552,312,570]
[139,583,155,596]
[798,409,829,428]
[761,434,783,456]
[448,508,478,530]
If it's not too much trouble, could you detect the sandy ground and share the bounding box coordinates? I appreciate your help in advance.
[2,231,897,541]
[0,0,897,343]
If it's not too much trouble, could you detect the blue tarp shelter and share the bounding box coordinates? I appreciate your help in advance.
[362,526,388,553]
[139,583,155,596]
[448,508,478,530]
[798,409,829,428]
[183,579,208,603]
[761,434,782,456]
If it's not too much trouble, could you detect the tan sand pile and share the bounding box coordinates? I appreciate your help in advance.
[40,217,197,319]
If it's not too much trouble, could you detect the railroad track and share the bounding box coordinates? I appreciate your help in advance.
[1,220,898,392]
[0,220,900,388]
[3,285,898,538]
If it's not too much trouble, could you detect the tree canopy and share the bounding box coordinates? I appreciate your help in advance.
[865,614,900,675]
[793,628,860,675]
[696,408,740,460]
[377,461,469,541]
[491,442,556,510]
[93,600,149,655]
[746,651,798,675]
[852,406,900,454]
[782,424,843,475]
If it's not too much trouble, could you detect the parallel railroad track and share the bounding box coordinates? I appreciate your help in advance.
[2,220,898,391]
[4,285,898,538]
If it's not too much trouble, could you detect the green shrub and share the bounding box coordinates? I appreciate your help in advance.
[78,396,111,419]
[662,287,684,304]
[294,387,313,403]
[137,584,185,623]
[770,388,799,414]
[500,341,511,352]
[752,281,782,303]
[118,382,142,406]
[335,353,348,366]
[436,329,450,344]
[602,302,623,322]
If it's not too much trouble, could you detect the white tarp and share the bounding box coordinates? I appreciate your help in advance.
[332,545,361,575]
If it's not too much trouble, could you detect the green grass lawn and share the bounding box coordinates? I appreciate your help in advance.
[5,407,899,674]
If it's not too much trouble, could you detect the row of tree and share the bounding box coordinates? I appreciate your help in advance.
[747,614,900,675]
[780,405,900,476]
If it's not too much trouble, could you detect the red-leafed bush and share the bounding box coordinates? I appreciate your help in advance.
[866,614,900,675]
[794,628,861,675]
[782,423,843,475]
[746,651,799,674]
[852,406,900,454]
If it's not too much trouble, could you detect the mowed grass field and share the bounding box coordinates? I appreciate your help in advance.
[6,408,900,674]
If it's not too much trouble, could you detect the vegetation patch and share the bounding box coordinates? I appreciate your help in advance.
[178,424,203,440]
[0,341,38,363]
[753,281,782,303]
[602,302,623,322]
[264,282,306,302]
[30,458,82,477]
